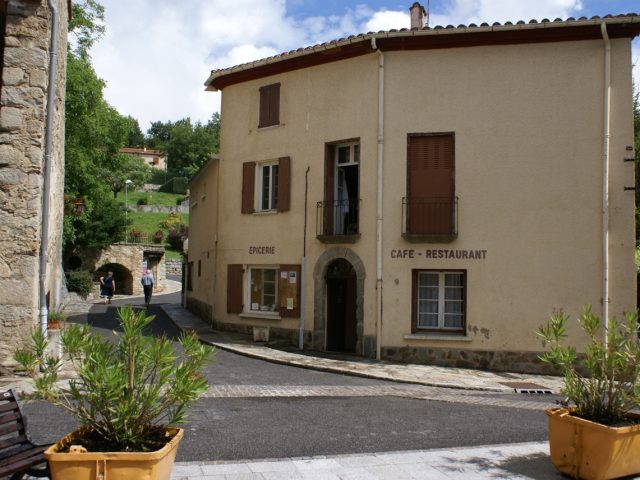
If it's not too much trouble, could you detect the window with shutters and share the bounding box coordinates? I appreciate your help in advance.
[258,162,279,211]
[242,157,290,214]
[403,133,457,242]
[259,83,280,128]
[412,270,466,333]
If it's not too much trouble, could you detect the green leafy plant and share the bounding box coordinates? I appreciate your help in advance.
[66,270,94,298]
[538,305,640,424]
[14,306,214,452]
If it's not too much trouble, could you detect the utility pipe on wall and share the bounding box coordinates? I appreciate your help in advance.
[300,166,310,350]
[600,22,611,344]
[39,0,60,336]
[372,37,384,360]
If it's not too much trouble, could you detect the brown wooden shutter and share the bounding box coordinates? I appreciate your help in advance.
[278,264,301,318]
[241,161,255,214]
[270,83,280,125]
[226,264,244,313]
[406,134,455,234]
[259,83,280,128]
[323,145,335,235]
[277,156,290,212]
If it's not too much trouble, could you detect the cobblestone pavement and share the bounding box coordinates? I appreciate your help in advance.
[204,384,553,411]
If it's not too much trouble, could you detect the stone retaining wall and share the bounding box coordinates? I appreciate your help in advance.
[128,204,188,214]
[165,259,183,275]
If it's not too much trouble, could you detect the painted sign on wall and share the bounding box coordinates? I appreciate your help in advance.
[390,248,487,259]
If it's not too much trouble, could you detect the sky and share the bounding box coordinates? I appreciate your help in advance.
[88,0,640,131]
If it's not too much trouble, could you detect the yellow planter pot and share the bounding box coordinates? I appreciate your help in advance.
[547,408,640,480]
[44,427,183,480]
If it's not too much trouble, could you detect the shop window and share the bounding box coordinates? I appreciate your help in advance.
[226,264,301,317]
[412,270,465,333]
[248,267,277,313]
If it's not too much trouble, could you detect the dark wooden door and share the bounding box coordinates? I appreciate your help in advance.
[407,134,454,234]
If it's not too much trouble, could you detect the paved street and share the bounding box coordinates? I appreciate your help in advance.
[9,289,568,479]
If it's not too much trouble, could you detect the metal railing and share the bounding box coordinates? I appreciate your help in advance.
[402,196,458,236]
[117,232,163,245]
[316,199,360,237]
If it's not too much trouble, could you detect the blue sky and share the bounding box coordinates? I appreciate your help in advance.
[90,0,639,130]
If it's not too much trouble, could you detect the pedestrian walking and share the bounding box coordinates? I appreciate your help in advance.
[99,271,115,304]
[141,269,154,306]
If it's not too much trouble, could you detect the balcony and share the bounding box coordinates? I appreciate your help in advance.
[402,196,458,243]
[316,199,360,243]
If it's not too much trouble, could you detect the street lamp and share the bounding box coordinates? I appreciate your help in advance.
[124,179,132,221]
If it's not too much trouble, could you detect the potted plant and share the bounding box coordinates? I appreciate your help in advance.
[537,305,640,480]
[14,305,214,480]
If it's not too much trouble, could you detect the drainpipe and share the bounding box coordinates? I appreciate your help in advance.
[600,22,611,346]
[300,166,310,349]
[372,37,384,360]
[39,0,60,336]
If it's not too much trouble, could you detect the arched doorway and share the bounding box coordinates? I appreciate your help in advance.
[325,259,357,353]
[313,248,367,356]
[96,263,133,295]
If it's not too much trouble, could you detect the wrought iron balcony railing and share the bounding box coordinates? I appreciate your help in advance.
[316,199,360,242]
[402,196,458,242]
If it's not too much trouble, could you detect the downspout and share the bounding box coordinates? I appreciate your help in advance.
[372,37,384,360]
[39,0,60,336]
[600,22,611,345]
[300,166,310,349]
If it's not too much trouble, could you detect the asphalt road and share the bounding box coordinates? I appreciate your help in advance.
[21,290,557,462]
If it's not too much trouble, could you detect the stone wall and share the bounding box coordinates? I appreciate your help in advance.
[0,0,68,368]
[128,204,188,214]
[165,259,182,276]
[381,346,556,375]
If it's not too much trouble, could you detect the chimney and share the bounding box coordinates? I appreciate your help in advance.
[409,2,427,29]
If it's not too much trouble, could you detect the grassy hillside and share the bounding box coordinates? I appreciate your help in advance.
[115,189,189,261]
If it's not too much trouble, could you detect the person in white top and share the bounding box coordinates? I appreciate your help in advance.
[141,270,154,306]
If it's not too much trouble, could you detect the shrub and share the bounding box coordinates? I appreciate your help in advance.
[136,197,148,206]
[176,196,186,206]
[14,306,214,452]
[167,228,187,251]
[153,230,164,244]
[538,305,640,424]
[160,212,184,230]
[66,270,93,298]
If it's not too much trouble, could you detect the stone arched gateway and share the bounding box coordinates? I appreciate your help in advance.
[66,244,167,297]
[312,247,367,356]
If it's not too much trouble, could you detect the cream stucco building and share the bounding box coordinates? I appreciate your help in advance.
[188,7,640,373]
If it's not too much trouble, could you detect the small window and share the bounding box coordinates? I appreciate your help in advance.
[248,267,278,313]
[198,260,201,277]
[413,270,465,333]
[258,163,279,211]
[259,83,280,128]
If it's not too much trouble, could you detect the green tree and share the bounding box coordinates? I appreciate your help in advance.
[69,0,105,59]
[124,116,145,147]
[64,0,143,250]
[100,153,152,198]
[146,113,219,178]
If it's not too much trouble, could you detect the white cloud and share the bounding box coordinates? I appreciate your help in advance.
[91,0,636,132]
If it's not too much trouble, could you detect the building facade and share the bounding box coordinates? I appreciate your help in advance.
[188,9,640,373]
[0,0,70,367]
[120,147,167,171]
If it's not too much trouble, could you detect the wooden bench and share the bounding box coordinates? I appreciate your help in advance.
[0,389,50,480]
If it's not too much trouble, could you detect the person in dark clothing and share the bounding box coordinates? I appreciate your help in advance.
[141,270,154,306]
[99,271,115,304]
